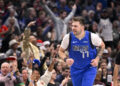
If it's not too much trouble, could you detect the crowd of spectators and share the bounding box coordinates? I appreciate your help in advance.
[0,0,120,86]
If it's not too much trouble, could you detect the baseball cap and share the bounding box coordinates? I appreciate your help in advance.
[9,39,18,47]
[33,59,41,67]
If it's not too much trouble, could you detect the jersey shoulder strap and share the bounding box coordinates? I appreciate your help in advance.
[89,32,95,49]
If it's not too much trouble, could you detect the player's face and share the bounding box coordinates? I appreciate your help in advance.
[71,21,84,36]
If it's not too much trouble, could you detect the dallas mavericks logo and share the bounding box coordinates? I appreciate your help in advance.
[72,45,89,58]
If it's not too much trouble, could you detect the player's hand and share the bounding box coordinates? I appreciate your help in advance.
[61,76,69,86]
[27,21,36,28]
[91,57,99,67]
[72,4,76,9]
[66,58,74,67]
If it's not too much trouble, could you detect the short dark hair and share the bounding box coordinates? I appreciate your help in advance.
[39,11,45,16]
[32,68,40,74]
[72,16,85,25]
[21,67,28,72]
[59,9,67,14]
[62,66,70,71]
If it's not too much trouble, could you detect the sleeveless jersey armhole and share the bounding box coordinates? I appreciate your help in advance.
[67,33,71,51]
[89,32,95,49]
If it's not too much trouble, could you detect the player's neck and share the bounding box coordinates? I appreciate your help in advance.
[76,31,85,40]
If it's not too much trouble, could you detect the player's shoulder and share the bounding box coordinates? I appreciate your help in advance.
[90,32,100,38]
[63,33,70,40]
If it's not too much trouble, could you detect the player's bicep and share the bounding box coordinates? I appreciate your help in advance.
[91,33,102,47]
[61,34,69,50]
[100,40,105,48]
[59,46,65,52]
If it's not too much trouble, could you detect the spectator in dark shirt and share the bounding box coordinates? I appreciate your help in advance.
[5,39,21,58]
[0,82,5,86]
[48,69,60,86]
